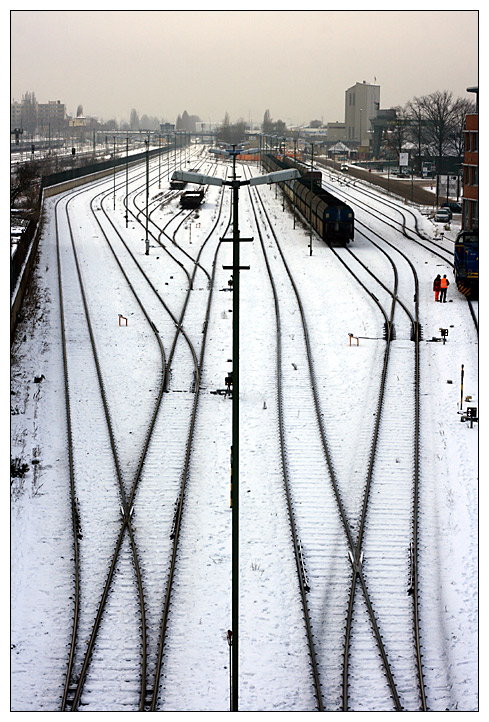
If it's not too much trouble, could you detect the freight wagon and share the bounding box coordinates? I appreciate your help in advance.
[262,154,354,245]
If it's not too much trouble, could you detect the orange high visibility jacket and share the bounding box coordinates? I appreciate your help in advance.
[440,277,449,288]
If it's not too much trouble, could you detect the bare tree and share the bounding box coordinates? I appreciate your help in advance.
[130,108,139,130]
[11,161,40,207]
[406,97,429,174]
[450,97,476,156]
[417,90,461,204]
[21,91,37,134]
[262,109,273,134]
[261,109,287,138]
[387,105,410,159]
[217,113,248,145]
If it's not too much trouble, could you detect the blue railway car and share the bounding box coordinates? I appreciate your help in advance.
[454,229,478,298]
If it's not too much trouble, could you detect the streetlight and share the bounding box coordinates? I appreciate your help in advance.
[309,142,314,256]
[359,107,363,162]
[172,158,299,712]
[113,135,116,210]
[145,137,149,255]
[125,136,129,228]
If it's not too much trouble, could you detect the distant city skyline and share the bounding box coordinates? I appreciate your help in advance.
[11,9,478,127]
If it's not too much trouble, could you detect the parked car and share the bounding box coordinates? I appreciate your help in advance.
[340,164,348,171]
[434,208,452,223]
[442,201,462,214]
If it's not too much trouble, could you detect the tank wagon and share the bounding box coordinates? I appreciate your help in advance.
[262,154,354,245]
[454,228,478,298]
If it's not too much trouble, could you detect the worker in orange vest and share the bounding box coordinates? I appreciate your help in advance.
[433,274,441,301]
[439,274,450,303]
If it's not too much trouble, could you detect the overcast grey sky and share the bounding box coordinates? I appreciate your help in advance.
[10,8,478,126]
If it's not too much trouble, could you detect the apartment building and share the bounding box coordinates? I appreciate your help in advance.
[10,95,67,134]
[462,86,478,231]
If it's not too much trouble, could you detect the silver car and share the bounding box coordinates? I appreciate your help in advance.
[434,209,452,223]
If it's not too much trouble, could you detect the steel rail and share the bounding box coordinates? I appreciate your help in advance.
[351,223,427,710]
[148,171,231,710]
[56,150,163,711]
[319,175,477,334]
[245,178,324,710]
[247,165,402,710]
[63,149,211,709]
[59,180,162,711]
[254,159,429,709]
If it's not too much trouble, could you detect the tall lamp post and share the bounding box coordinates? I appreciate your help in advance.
[359,107,363,162]
[113,135,116,210]
[309,142,314,256]
[172,159,299,711]
[125,136,129,228]
[145,137,150,255]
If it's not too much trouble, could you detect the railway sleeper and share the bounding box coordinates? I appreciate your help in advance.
[64,685,78,705]
[408,541,414,595]
[411,321,423,341]
[383,322,395,340]
[170,496,181,540]
[297,539,310,592]
[144,689,155,709]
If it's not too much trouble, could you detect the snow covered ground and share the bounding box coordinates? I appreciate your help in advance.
[10,149,478,711]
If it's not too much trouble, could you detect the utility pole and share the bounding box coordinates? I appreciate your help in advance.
[231,148,240,712]
[145,137,149,255]
[125,136,129,228]
[293,138,297,229]
[170,161,299,711]
[310,143,314,255]
[113,135,116,210]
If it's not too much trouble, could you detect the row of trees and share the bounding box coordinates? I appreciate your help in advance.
[262,109,287,136]
[176,110,201,133]
[216,109,289,145]
[216,112,248,144]
[103,108,200,132]
[381,90,475,172]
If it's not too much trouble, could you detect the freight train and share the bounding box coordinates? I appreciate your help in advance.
[262,153,354,245]
[454,228,478,298]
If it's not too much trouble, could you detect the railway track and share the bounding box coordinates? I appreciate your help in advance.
[246,162,422,710]
[318,168,478,333]
[13,151,475,710]
[55,149,234,709]
[54,181,155,710]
